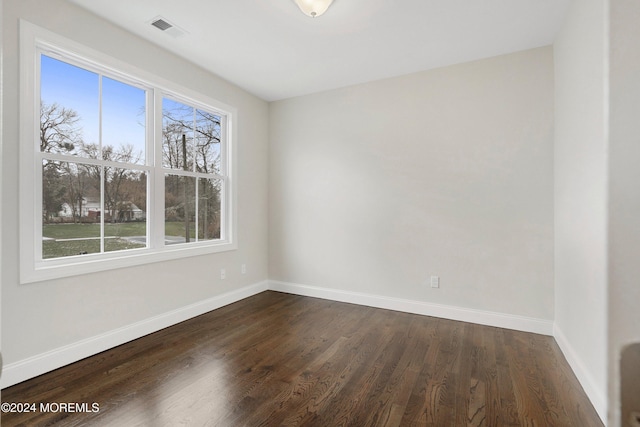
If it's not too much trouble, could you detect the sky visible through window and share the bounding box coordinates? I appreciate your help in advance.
[40,54,146,161]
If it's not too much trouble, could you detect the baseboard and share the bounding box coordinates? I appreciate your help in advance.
[553,324,607,424]
[2,278,604,423]
[0,280,269,389]
[268,280,554,336]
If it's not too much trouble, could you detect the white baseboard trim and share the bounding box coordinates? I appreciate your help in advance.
[0,280,269,389]
[0,279,565,392]
[553,324,607,424]
[268,280,554,336]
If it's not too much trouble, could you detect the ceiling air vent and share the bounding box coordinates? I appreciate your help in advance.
[148,16,187,38]
[151,18,173,31]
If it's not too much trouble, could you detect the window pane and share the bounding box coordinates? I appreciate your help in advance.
[102,77,146,165]
[198,178,221,241]
[40,55,98,157]
[164,174,195,245]
[162,98,194,171]
[195,109,221,174]
[42,160,101,259]
[104,167,147,253]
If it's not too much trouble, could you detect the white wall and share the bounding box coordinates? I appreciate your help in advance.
[269,47,555,323]
[1,0,269,386]
[608,0,640,425]
[552,0,609,421]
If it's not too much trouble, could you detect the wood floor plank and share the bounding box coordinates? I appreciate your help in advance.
[480,326,502,426]
[1,291,603,427]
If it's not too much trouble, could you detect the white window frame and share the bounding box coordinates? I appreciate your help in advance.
[19,21,237,284]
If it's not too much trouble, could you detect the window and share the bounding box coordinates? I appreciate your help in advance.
[20,22,237,283]
[162,98,225,245]
[40,54,149,259]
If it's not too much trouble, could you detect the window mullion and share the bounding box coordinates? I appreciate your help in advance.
[99,74,105,253]
[100,166,105,253]
[195,176,199,243]
[145,88,154,251]
[159,168,215,180]
[152,89,165,250]
[192,109,198,241]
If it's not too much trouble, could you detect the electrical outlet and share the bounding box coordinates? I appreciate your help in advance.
[241,264,246,274]
[430,276,440,288]
[220,268,226,280]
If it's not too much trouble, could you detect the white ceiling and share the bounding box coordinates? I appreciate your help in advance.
[68,0,571,102]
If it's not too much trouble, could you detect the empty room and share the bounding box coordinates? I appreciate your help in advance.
[1,0,639,426]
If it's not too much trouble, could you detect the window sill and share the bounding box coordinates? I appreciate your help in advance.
[22,241,237,284]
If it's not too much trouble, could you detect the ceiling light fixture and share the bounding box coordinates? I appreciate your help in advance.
[293,0,335,18]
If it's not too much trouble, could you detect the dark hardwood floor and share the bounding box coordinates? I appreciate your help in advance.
[1,291,602,426]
